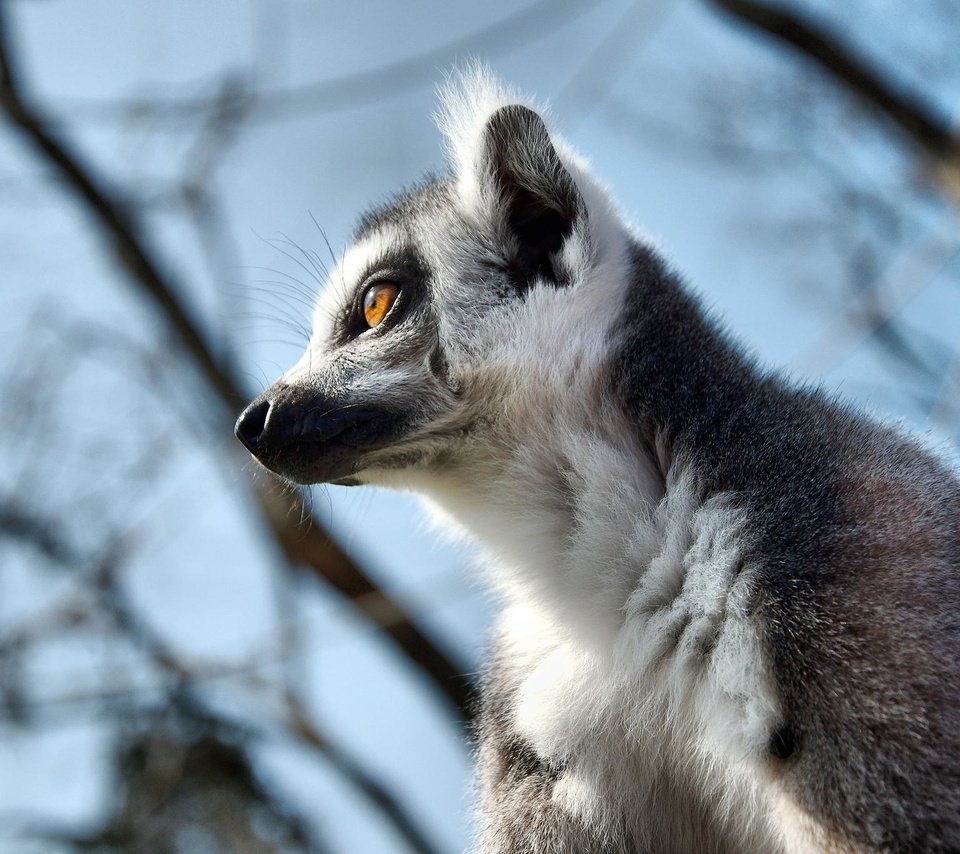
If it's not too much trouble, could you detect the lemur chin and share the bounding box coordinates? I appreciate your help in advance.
[236,69,960,853]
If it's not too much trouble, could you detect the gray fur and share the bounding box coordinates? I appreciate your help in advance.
[236,72,960,853]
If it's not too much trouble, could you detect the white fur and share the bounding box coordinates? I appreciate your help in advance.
[437,65,531,218]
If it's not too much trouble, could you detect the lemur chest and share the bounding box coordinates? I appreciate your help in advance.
[491,591,783,852]
[499,487,778,754]
[486,494,784,844]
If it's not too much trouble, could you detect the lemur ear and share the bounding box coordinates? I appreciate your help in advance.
[480,105,583,287]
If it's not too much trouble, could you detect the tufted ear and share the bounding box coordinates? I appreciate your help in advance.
[478,105,584,287]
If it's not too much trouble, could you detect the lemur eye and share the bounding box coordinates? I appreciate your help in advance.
[362,282,399,328]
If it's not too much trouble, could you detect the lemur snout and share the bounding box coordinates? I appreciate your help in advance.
[235,383,399,484]
[235,398,270,450]
[236,389,379,453]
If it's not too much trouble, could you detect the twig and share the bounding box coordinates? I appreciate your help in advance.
[0,18,239,410]
[93,535,443,854]
[0,500,82,567]
[791,226,960,375]
[706,0,960,202]
[285,690,444,854]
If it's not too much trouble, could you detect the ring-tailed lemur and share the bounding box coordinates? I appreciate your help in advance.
[235,71,960,853]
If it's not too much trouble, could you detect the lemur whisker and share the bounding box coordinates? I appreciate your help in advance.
[275,231,328,283]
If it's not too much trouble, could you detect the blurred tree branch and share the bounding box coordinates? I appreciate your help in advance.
[0,7,476,723]
[0,498,82,566]
[0,504,442,854]
[707,0,960,204]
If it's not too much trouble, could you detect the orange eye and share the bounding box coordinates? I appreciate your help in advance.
[362,282,399,328]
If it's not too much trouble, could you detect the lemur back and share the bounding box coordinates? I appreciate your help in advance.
[236,71,960,853]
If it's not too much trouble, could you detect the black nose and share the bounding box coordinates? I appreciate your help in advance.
[235,398,271,451]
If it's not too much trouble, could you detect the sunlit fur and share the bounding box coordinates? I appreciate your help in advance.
[253,69,960,853]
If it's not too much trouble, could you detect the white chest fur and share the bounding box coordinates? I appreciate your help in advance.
[480,470,786,850]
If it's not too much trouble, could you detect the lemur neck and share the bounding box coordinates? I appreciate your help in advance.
[422,240,762,643]
[425,398,665,644]
[418,247,721,641]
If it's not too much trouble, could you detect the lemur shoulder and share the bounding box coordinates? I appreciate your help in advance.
[236,71,960,853]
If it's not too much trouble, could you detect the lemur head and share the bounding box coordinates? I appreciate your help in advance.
[235,71,635,488]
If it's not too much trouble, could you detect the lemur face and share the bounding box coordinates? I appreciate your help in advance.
[235,180,474,485]
[235,74,626,485]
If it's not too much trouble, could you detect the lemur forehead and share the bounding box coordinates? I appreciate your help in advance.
[353,176,454,244]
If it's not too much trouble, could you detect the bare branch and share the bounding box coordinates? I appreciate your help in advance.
[101,555,444,854]
[706,0,960,201]
[791,226,960,375]
[0,499,81,566]
[285,690,444,854]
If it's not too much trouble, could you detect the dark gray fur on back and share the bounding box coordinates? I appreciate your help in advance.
[610,242,960,851]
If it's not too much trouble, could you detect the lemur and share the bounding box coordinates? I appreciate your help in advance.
[235,71,960,853]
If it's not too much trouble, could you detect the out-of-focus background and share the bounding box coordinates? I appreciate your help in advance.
[0,1,957,851]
